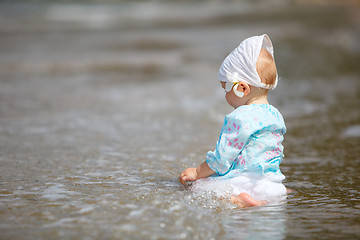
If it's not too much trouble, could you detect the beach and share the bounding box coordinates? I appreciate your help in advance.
[0,0,359,239]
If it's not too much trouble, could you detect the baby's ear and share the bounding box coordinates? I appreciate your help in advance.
[237,82,251,96]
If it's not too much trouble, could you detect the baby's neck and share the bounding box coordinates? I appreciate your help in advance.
[245,88,269,105]
[245,95,269,105]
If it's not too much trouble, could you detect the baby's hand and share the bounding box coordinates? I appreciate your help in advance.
[179,168,198,185]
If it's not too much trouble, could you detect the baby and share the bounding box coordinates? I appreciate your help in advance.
[180,34,287,208]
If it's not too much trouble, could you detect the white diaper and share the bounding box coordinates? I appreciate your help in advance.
[191,172,286,203]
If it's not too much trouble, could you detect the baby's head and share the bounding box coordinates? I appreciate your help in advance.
[256,48,277,89]
[218,34,278,107]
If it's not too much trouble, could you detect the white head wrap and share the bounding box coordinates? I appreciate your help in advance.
[218,34,278,91]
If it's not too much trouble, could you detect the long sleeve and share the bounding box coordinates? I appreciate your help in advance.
[206,114,251,176]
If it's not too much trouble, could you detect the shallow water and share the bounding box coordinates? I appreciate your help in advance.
[0,1,359,239]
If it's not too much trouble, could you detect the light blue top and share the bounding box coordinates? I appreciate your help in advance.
[206,104,286,178]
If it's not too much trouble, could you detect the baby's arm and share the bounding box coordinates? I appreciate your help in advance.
[179,161,215,185]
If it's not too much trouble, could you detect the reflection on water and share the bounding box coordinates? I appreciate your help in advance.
[0,0,359,239]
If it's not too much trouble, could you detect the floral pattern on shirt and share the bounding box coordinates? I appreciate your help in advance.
[206,104,286,177]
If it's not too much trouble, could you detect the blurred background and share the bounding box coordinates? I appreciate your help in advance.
[0,0,359,239]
